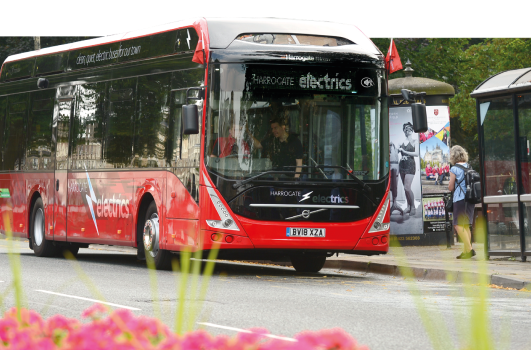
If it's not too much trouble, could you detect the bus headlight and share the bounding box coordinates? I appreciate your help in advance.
[369,194,390,233]
[204,174,240,231]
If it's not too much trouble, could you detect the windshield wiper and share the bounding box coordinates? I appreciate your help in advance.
[232,170,298,189]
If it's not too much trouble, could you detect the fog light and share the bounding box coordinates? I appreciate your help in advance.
[225,235,234,243]
[372,237,379,245]
[211,233,221,241]
[373,221,381,230]
[381,236,388,244]
[223,219,233,228]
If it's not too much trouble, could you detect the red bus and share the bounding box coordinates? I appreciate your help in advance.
[0,18,392,272]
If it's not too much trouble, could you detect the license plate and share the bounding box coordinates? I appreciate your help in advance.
[286,227,326,237]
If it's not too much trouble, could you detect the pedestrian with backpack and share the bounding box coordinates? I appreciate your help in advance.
[448,145,476,259]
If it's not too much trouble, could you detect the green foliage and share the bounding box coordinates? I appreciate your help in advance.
[372,38,531,170]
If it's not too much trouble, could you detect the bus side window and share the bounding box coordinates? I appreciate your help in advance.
[181,88,201,161]
[105,78,136,168]
[0,97,6,171]
[169,90,184,165]
[171,68,205,166]
[5,94,28,171]
[72,83,106,170]
[135,73,171,168]
[28,91,55,170]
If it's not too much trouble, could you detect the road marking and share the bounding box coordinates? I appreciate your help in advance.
[198,322,297,342]
[35,290,141,311]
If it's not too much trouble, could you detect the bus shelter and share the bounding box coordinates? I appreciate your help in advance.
[471,68,531,261]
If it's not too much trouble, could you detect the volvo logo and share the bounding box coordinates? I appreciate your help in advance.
[286,208,328,220]
[361,77,374,88]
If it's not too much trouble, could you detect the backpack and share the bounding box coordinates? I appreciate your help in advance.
[454,164,482,204]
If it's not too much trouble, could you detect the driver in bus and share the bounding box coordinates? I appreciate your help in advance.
[252,117,303,178]
[210,122,250,158]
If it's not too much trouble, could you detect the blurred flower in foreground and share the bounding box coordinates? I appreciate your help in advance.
[0,305,368,350]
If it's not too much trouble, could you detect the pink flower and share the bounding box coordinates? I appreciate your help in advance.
[181,329,215,349]
[0,306,370,350]
[81,303,110,321]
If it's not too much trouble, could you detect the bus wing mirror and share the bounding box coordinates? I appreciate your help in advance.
[182,105,200,134]
[411,103,428,133]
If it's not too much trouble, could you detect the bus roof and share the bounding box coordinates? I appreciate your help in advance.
[3,18,197,64]
[3,17,380,65]
[206,17,380,54]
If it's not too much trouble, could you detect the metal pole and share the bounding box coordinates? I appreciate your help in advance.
[34,37,41,50]
[476,98,489,260]
[512,93,527,262]
[444,191,453,248]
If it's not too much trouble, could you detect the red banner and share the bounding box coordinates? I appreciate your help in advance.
[386,39,403,74]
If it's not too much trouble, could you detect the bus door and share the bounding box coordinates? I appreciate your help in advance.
[52,96,74,241]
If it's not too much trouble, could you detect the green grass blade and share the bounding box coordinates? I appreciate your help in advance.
[145,252,161,320]
[3,213,25,321]
[175,248,191,335]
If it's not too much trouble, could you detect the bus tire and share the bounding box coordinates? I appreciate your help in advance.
[143,201,172,270]
[290,254,326,273]
[30,197,57,257]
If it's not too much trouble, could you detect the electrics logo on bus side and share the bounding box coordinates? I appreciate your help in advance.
[68,167,131,235]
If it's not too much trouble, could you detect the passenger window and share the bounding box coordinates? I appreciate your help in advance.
[134,73,171,168]
[35,53,67,76]
[169,90,185,164]
[4,95,28,171]
[174,28,199,53]
[72,83,106,170]
[27,91,55,170]
[104,78,136,168]
[1,59,35,82]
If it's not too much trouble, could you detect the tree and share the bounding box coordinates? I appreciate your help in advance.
[371,38,531,169]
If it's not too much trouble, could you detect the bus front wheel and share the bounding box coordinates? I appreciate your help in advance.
[30,197,57,257]
[143,201,172,270]
[290,254,326,273]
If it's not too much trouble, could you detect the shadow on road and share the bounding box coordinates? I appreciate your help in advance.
[7,249,362,280]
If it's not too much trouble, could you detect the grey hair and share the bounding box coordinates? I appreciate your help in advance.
[450,145,468,164]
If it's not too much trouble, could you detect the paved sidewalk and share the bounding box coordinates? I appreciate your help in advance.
[325,244,531,290]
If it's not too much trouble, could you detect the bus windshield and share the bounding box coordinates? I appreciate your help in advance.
[205,63,388,182]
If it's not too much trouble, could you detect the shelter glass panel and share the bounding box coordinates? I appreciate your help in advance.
[481,97,517,196]
[518,93,531,194]
[522,202,531,253]
[486,203,521,251]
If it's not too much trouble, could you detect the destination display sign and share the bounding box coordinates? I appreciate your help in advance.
[244,66,379,95]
